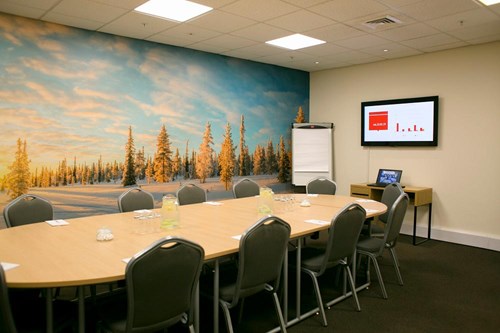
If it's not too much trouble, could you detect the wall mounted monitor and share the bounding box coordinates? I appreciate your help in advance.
[361,96,439,146]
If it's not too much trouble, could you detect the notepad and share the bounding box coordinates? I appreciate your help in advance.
[0,262,20,271]
[356,199,376,203]
[232,235,242,240]
[304,219,330,226]
[46,219,69,226]
[204,201,222,206]
[365,208,379,214]
[122,258,131,264]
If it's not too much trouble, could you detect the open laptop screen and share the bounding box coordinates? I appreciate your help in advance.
[376,169,402,185]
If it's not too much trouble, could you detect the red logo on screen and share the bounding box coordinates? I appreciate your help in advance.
[369,111,388,131]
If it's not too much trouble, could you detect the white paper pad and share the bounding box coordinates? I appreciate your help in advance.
[1,262,20,271]
[46,219,69,226]
[133,209,152,214]
[365,209,379,214]
[232,235,242,240]
[356,199,376,203]
[122,258,131,264]
[204,201,222,206]
[304,219,330,226]
[307,194,319,197]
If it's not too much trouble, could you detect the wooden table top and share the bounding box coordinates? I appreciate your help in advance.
[0,194,386,288]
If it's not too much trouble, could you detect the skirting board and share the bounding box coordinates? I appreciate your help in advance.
[400,224,500,252]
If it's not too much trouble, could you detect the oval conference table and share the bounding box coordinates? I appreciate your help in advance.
[0,194,386,333]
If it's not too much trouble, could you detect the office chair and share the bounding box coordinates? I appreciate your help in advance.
[301,203,366,327]
[117,187,155,213]
[176,183,207,206]
[0,264,17,333]
[368,182,405,236]
[232,178,260,199]
[3,194,53,228]
[99,237,204,333]
[218,216,291,333]
[306,176,337,195]
[357,193,409,299]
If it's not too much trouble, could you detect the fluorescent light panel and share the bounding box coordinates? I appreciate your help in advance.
[135,0,212,23]
[477,0,500,5]
[266,34,326,50]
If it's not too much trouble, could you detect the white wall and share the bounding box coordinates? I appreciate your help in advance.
[310,41,500,251]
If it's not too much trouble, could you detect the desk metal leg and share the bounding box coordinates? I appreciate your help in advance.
[78,286,85,333]
[213,259,219,333]
[45,288,53,333]
[413,203,432,245]
[195,282,199,333]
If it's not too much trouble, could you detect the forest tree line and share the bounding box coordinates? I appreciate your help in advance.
[2,108,306,199]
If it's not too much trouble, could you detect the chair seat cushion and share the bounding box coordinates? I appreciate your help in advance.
[357,237,384,253]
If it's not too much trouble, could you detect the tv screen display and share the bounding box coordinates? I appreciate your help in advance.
[361,96,439,146]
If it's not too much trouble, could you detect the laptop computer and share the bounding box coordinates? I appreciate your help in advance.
[368,169,403,187]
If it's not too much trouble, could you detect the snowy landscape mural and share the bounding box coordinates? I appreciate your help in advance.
[0,13,309,224]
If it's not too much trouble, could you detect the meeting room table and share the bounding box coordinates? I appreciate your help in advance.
[0,193,386,333]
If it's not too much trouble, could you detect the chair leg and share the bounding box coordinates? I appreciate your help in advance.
[389,248,404,285]
[370,256,388,299]
[219,301,235,333]
[304,270,327,326]
[345,266,361,311]
[272,291,288,333]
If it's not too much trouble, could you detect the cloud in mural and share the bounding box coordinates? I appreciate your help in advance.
[0,13,309,178]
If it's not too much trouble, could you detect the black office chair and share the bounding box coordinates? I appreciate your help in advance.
[232,178,259,199]
[99,237,205,333]
[301,203,366,327]
[0,265,17,333]
[357,193,409,299]
[176,183,207,206]
[306,176,337,195]
[3,194,53,228]
[218,216,291,333]
[117,187,155,213]
[368,182,405,236]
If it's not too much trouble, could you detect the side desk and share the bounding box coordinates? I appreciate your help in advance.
[350,183,432,245]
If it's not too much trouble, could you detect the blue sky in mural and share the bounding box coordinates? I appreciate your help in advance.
[0,14,309,176]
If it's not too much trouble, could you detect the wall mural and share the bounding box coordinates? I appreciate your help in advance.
[0,13,309,221]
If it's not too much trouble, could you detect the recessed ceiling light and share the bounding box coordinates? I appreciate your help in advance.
[477,0,500,5]
[134,0,213,23]
[266,34,326,50]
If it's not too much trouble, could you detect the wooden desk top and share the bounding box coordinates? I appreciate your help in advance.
[0,194,386,288]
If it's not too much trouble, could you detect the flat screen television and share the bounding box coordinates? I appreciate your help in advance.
[361,95,439,147]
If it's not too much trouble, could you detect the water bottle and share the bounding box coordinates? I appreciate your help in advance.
[161,194,179,229]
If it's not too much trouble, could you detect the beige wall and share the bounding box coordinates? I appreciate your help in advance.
[310,41,500,250]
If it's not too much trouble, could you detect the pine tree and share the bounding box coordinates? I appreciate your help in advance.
[6,138,31,199]
[219,122,236,190]
[135,146,146,180]
[184,140,190,179]
[172,148,181,180]
[122,126,137,186]
[265,138,277,174]
[145,156,154,184]
[295,106,306,123]
[154,124,172,183]
[252,144,263,175]
[277,136,290,183]
[238,115,249,176]
[196,122,214,183]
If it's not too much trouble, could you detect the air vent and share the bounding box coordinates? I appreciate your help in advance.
[363,15,402,29]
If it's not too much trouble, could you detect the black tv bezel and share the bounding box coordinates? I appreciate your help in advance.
[361,95,439,147]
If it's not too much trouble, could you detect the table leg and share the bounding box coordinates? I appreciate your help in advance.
[413,204,432,245]
[45,288,53,333]
[78,286,85,333]
[213,259,219,333]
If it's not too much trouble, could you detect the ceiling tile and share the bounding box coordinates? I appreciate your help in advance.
[266,9,335,33]
[221,0,299,22]
[151,23,221,44]
[446,21,500,41]
[48,0,128,23]
[309,0,389,22]
[306,23,366,43]
[426,8,499,32]
[374,23,440,42]
[334,34,392,49]
[397,0,481,21]
[99,11,177,39]
[188,9,256,33]
[231,23,291,42]
[401,33,462,50]
[42,12,107,30]
[0,2,49,19]
[222,43,288,58]
[200,34,257,49]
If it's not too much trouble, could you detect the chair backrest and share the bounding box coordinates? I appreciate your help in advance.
[378,183,405,224]
[232,178,260,199]
[118,187,155,213]
[320,203,366,274]
[176,184,207,206]
[383,193,409,249]
[230,216,291,305]
[0,265,17,333]
[125,237,204,332]
[3,194,53,228]
[306,177,337,195]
